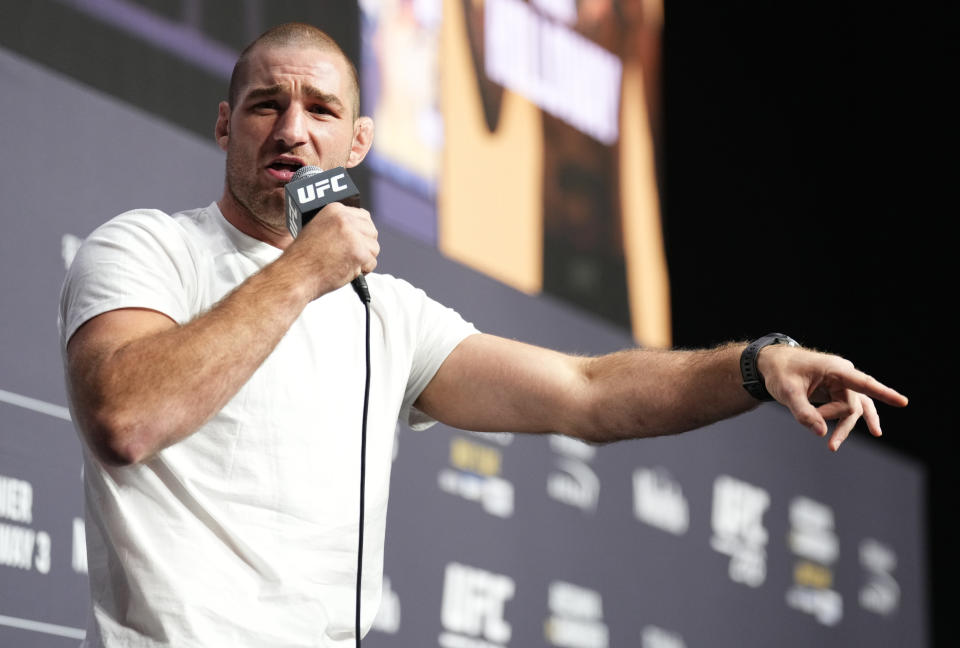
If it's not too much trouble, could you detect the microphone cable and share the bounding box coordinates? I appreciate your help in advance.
[352,276,371,648]
[283,165,372,645]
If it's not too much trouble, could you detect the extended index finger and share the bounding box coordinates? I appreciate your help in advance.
[835,366,908,408]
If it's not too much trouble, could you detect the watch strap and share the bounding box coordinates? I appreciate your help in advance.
[740,333,799,401]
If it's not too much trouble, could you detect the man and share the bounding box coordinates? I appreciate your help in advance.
[60,22,906,648]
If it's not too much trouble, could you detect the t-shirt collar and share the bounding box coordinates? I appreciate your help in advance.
[207,201,284,265]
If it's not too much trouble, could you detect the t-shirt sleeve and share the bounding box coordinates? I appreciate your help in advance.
[395,281,480,431]
[59,210,198,349]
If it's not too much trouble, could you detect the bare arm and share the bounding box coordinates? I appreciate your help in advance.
[415,334,907,449]
[66,203,379,465]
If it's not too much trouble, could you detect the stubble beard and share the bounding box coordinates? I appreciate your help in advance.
[225,152,286,234]
[225,146,354,235]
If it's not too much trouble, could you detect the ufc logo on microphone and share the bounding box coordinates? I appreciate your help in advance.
[296,173,348,204]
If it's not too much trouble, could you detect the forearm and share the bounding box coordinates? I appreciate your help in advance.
[419,335,758,444]
[69,256,313,464]
[572,343,757,443]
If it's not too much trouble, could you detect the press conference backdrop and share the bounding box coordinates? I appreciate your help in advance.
[0,3,926,647]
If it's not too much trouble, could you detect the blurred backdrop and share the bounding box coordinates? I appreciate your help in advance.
[0,1,949,646]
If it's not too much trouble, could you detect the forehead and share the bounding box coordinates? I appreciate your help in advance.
[238,44,350,100]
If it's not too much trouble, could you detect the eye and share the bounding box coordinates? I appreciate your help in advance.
[252,100,280,113]
[309,104,335,117]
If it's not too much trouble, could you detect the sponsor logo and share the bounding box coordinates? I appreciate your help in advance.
[438,437,515,518]
[547,436,599,512]
[859,538,900,616]
[295,173,349,204]
[710,474,770,587]
[785,587,842,627]
[786,496,842,626]
[372,576,400,634]
[544,581,608,648]
[632,467,689,535]
[440,562,515,648]
[789,496,839,564]
[641,625,687,648]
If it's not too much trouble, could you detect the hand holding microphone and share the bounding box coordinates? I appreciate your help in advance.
[285,166,374,302]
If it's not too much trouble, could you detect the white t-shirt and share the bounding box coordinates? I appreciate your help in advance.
[59,203,478,647]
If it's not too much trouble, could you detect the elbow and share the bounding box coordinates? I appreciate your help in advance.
[562,359,652,444]
[67,343,165,465]
[557,423,621,447]
[575,416,646,446]
[81,407,154,466]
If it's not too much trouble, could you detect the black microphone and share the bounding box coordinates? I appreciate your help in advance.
[285,165,370,303]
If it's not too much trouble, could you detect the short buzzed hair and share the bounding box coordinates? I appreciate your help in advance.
[228,22,360,118]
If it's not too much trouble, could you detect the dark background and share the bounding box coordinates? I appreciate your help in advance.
[1,0,953,643]
[662,1,953,644]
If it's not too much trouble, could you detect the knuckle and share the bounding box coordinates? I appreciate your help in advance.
[835,357,855,372]
[326,211,348,231]
[323,201,343,216]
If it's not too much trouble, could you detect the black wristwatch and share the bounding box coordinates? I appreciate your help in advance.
[740,333,799,401]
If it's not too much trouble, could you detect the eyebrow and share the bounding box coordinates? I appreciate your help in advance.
[244,84,345,112]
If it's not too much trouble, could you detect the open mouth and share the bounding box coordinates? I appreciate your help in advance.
[266,159,304,182]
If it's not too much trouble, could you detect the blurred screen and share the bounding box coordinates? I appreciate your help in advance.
[361,0,670,346]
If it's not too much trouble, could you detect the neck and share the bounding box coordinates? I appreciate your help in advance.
[217,188,293,250]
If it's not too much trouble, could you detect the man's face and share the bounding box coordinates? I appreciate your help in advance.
[217,45,361,229]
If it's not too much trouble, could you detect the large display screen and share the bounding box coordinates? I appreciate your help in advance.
[362,0,670,347]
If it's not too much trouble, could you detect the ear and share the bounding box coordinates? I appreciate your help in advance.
[215,101,231,151]
[346,116,375,168]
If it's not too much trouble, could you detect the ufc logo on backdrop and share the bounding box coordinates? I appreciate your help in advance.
[440,562,515,647]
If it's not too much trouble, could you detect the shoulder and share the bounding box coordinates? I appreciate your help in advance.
[59,206,212,345]
[86,205,212,242]
[364,272,478,336]
[63,206,212,304]
[91,207,172,233]
[73,205,221,267]
[80,208,185,255]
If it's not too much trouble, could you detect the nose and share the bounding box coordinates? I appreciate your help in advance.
[273,104,308,149]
